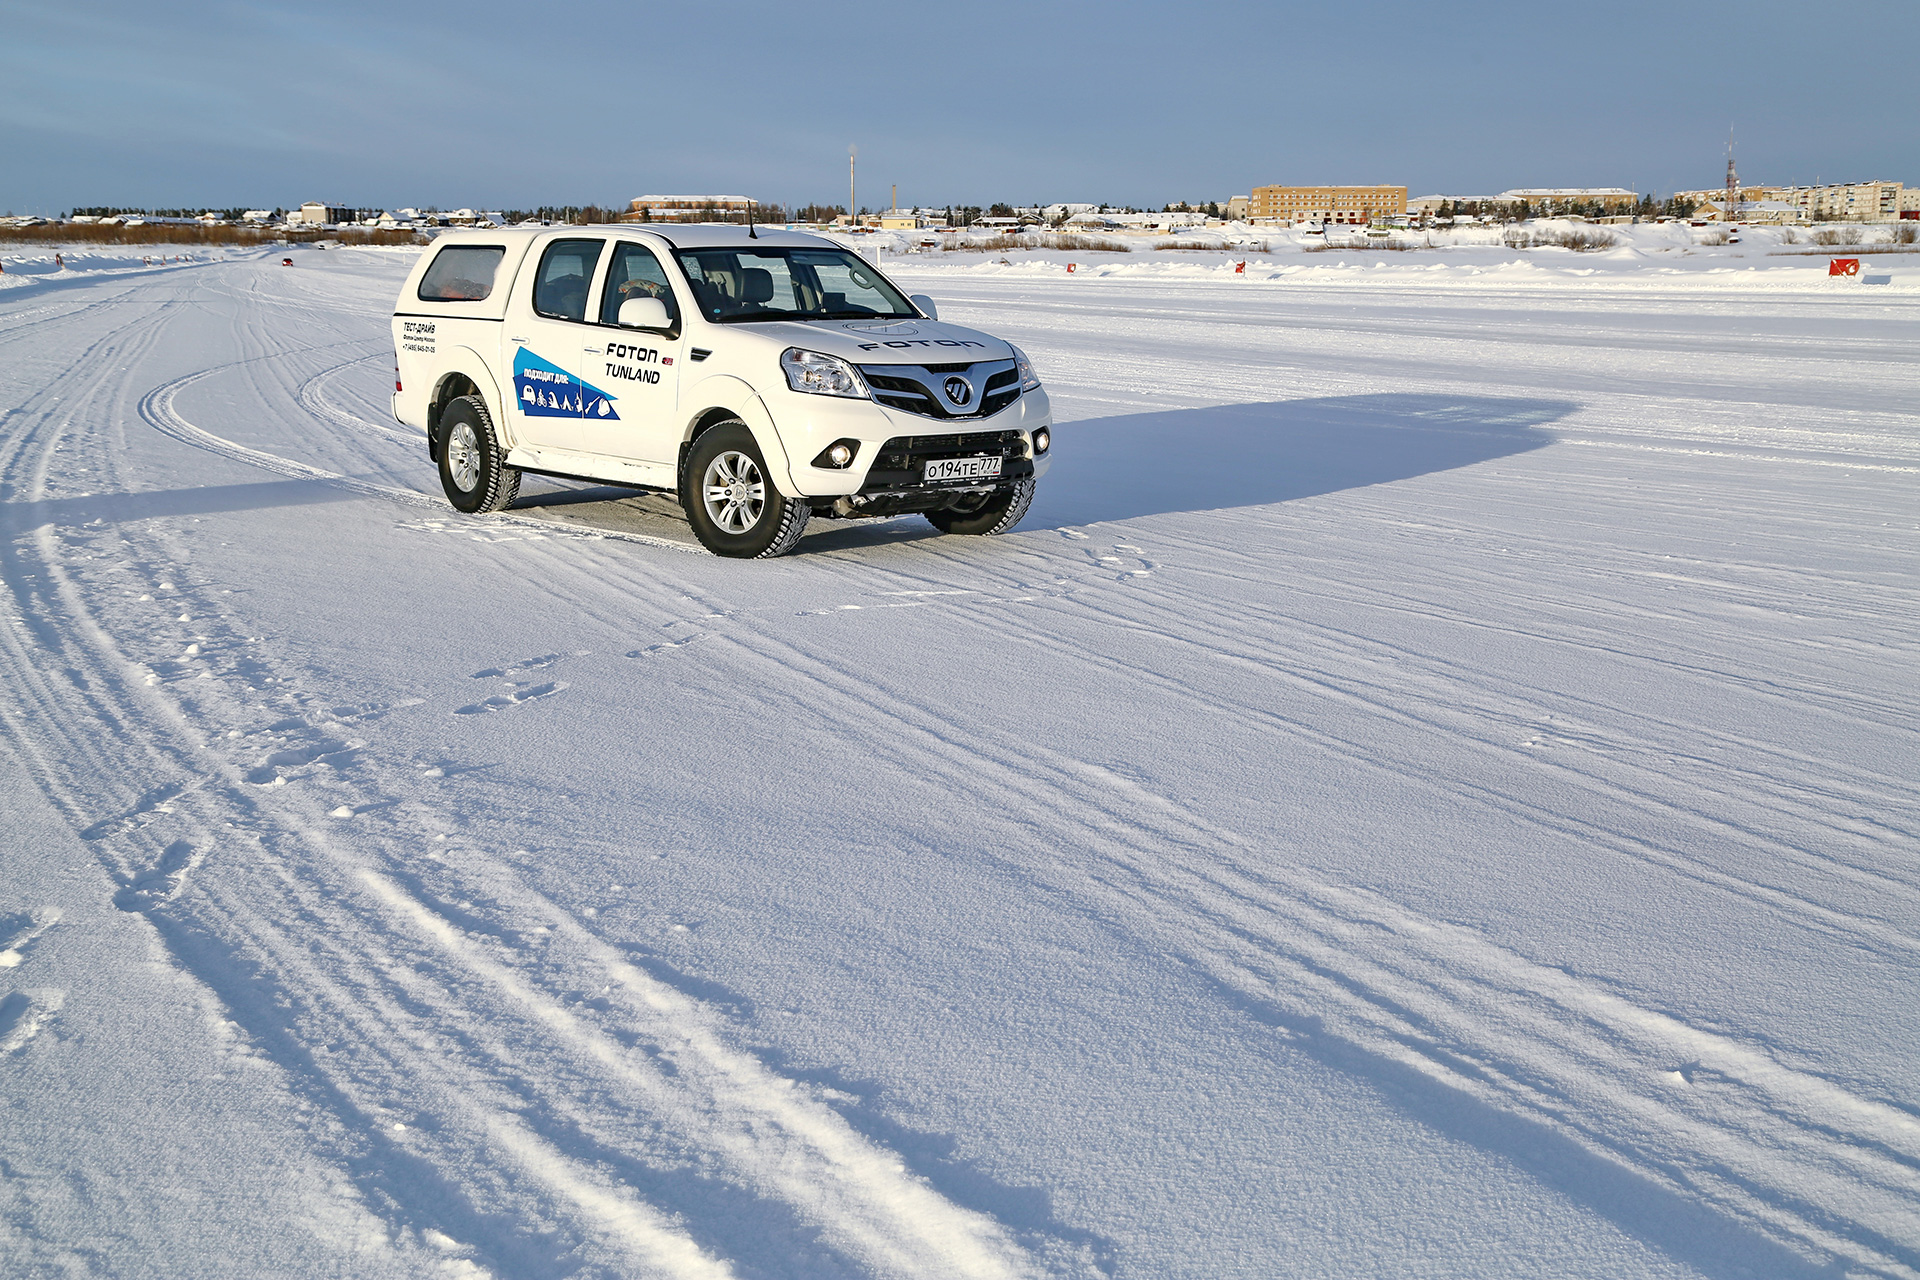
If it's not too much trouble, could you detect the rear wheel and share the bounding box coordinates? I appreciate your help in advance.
[681,423,810,558]
[437,395,520,514]
[925,478,1035,536]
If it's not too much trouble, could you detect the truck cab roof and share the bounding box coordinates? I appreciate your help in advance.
[425,223,833,251]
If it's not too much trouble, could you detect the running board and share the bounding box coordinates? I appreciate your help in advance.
[504,446,677,494]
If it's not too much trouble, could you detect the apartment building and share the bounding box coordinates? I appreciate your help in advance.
[1677,182,1905,222]
[1783,181,1904,222]
[294,201,356,226]
[1249,184,1407,224]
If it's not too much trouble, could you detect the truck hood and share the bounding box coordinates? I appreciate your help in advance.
[733,318,1015,366]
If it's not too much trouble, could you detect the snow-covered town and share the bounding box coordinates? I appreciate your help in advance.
[4,3,1918,1278]
[7,172,1919,238]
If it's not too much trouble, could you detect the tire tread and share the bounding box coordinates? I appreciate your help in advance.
[926,477,1034,537]
[681,421,810,558]
[439,394,519,514]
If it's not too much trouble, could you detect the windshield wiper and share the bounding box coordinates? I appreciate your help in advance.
[714,308,801,324]
[718,307,913,324]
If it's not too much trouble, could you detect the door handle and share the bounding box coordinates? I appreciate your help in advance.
[510,336,528,344]
[584,346,601,354]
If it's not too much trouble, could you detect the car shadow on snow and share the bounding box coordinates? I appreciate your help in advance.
[1028,392,1573,530]
[792,392,1573,555]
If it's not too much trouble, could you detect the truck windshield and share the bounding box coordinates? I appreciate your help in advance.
[674,247,916,324]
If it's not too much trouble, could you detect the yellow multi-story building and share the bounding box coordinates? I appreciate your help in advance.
[1249,184,1407,224]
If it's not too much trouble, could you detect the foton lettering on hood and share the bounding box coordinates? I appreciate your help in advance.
[855,339,988,352]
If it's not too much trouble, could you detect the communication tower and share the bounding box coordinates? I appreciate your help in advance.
[1725,129,1739,221]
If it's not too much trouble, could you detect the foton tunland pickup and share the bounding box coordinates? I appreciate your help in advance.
[390,225,1052,557]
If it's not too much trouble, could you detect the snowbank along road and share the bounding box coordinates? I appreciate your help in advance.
[0,245,1916,1279]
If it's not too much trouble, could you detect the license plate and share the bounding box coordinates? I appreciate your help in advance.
[923,455,1002,483]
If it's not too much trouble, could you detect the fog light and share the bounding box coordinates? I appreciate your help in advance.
[812,439,861,469]
[1033,428,1050,455]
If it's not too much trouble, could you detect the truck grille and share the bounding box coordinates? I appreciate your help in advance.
[859,359,1021,420]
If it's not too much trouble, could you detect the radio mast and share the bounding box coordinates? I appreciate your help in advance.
[1725,128,1739,222]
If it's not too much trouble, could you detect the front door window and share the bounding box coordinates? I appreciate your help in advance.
[574,241,685,464]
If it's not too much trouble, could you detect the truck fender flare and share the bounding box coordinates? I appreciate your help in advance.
[429,349,513,453]
[680,375,799,495]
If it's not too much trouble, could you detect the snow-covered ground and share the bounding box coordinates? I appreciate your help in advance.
[1,243,1915,1279]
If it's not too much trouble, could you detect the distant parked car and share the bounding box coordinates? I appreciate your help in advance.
[281,258,293,266]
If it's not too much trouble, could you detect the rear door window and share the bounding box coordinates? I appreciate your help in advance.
[532,238,606,322]
[417,245,505,302]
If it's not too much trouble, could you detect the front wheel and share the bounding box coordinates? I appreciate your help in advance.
[925,478,1035,537]
[437,395,520,513]
[681,423,810,558]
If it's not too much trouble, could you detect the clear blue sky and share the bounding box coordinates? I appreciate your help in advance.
[3,0,1913,215]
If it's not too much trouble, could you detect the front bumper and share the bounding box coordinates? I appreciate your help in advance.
[824,428,1040,517]
[771,385,1052,499]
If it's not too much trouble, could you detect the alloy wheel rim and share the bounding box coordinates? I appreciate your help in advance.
[702,451,765,534]
[448,423,482,492]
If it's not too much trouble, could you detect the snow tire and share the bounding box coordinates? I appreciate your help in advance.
[437,394,520,514]
[925,477,1035,537]
[681,422,810,558]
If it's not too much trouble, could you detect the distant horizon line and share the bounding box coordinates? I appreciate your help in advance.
[10,175,1914,220]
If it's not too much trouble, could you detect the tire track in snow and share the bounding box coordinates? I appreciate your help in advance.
[0,270,1049,1278]
[296,352,425,449]
[904,508,1920,906]
[359,866,1041,1280]
[137,361,699,554]
[748,525,1920,930]
[1132,508,1920,739]
[1021,565,1920,922]
[677,602,1920,1279]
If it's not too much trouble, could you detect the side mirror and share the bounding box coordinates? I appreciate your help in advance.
[909,293,938,320]
[617,297,671,329]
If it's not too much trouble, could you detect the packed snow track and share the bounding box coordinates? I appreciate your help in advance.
[0,246,1915,1279]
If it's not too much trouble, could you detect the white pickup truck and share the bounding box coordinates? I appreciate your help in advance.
[390,224,1051,557]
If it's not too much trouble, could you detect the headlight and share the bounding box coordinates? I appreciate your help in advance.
[1009,343,1042,392]
[781,348,869,398]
